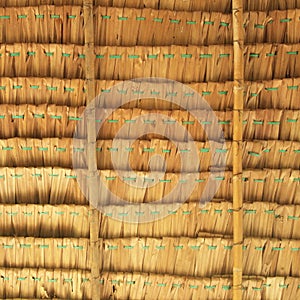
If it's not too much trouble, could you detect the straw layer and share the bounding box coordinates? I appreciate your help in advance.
[1,201,300,239]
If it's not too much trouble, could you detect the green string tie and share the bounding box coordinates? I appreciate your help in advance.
[190,246,200,250]
[205,285,216,290]
[108,245,118,250]
[255,247,264,251]
[147,54,158,59]
[109,55,121,59]
[224,245,233,250]
[280,18,292,23]
[156,245,165,250]
[181,54,192,58]
[10,52,20,57]
[47,86,58,91]
[272,247,284,251]
[254,24,265,29]
[124,245,134,249]
[220,22,229,26]
[189,285,198,289]
[200,54,212,58]
[153,18,163,23]
[288,86,298,90]
[208,245,217,250]
[157,283,166,287]
[170,19,180,24]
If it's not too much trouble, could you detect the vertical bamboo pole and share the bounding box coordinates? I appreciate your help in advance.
[84,1,101,299]
[232,0,244,299]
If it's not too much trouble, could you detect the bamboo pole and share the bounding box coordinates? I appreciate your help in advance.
[84,1,101,299]
[232,0,244,299]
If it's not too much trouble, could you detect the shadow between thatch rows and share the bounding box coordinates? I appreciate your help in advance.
[1,0,300,12]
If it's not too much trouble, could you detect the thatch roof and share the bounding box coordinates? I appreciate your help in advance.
[0,0,300,299]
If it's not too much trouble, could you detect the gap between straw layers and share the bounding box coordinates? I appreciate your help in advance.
[1,0,300,12]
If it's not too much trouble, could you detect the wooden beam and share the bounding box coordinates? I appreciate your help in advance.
[232,0,244,299]
[84,1,101,299]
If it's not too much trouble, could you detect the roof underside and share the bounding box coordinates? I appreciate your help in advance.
[0,0,300,299]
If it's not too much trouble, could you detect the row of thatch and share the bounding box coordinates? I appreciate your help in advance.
[1,201,300,239]
[0,268,300,299]
[1,7,300,45]
[0,138,300,171]
[0,43,300,81]
[0,267,91,299]
[1,77,300,109]
[0,107,299,141]
[0,167,299,204]
[2,236,300,277]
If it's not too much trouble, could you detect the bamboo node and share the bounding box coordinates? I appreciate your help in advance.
[233,240,244,245]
